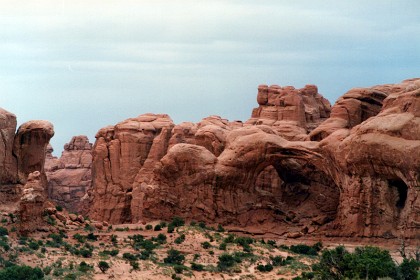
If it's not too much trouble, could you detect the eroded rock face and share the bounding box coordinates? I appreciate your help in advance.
[0,111,54,233]
[0,108,18,185]
[321,78,420,238]
[45,136,93,214]
[19,171,48,235]
[246,84,331,140]
[13,120,54,184]
[89,79,420,239]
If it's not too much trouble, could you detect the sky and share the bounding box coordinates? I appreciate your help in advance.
[0,0,419,155]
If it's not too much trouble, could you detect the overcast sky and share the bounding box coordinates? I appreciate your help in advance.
[1,0,419,155]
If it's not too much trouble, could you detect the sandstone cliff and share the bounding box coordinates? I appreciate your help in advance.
[45,136,93,214]
[0,112,54,234]
[89,79,420,239]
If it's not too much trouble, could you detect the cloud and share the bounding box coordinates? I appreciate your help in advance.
[0,0,419,153]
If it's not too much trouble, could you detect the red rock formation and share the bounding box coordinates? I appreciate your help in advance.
[0,108,18,184]
[45,136,93,213]
[246,84,331,140]
[0,112,54,234]
[321,78,420,238]
[89,79,419,239]
[13,120,54,185]
[19,171,49,235]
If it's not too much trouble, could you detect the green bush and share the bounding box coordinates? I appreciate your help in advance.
[98,261,110,273]
[398,258,420,280]
[217,224,225,232]
[270,255,283,266]
[173,264,184,273]
[130,260,139,270]
[201,241,211,249]
[55,205,63,212]
[174,234,185,244]
[217,254,236,271]
[0,265,44,280]
[198,221,206,229]
[28,241,40,251]
[123,252,138,261]
[164,249,185,265]
[256,264,273,272]
[312,246,399,280]
[219,242,227,250]
[145,224,153,230]
[0,227,8,237]
[290,244,318,256]
[154,224,162,231]
[167,223,175,233]
[171,217,185,227]
[78,261,93,273]
[191,262,205,271]
[86,232,98,241]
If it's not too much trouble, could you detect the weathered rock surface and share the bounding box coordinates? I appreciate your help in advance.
[0,112,54,234]
[13,120,54,184]
[89,79,420,239]
[246,84,331,140]
[18,171,48,235]
[45,136,93,213]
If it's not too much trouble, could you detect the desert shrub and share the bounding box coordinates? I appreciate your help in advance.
[164,249,185,265]
[55,205,63,212]
[167,223,175,233]
[0,227,8,237]
[191,262,205,271]
[28,241,40,251]
[219,242,227,250]
[98,261,110,273]
[130,260,139,270]
[256,263,273,272]
[173,264,185,273]
[123,252,138,261]
[218,253,238,271]
[174,234,185,244]
[46,233,64,248]
[78,261,93,273]
[79,246,93,258]
[312,246,399,280]
[86,232,98,241]
[73,233,86,243]
[43,266,52,275]
[154,224,162,231]
[64,273,77,280]
[159,221,167,228]
[198,221,206,229]
[201,241,211,249]
[0,265,44,280]
[111,234,118,245]
[100,249,119,257]
[145,224,153,230]
[290,244,318,256]
[224,234,235,244]
[0,240,10,251]
[171,217,185,227]
[234,236,254,252]
[267,240,276,247]
[398,258,420,280]
[270,255,283,266]
[217,224,225,232]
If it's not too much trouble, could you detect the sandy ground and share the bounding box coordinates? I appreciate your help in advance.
[1,218,418,280]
